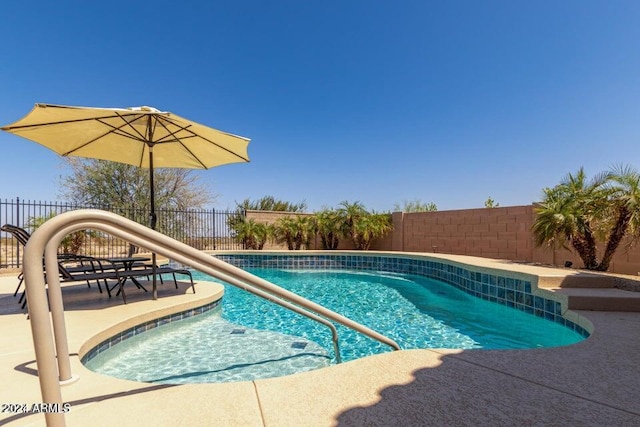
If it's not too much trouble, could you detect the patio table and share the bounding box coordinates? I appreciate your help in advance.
[105,256,151,293]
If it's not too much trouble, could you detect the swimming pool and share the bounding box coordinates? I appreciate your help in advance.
[83,254,588,384]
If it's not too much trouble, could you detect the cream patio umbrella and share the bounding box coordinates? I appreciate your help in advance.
[2,103,250,299]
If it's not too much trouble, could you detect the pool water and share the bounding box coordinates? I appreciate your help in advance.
[85,313,331,384]
[84,269,585,384]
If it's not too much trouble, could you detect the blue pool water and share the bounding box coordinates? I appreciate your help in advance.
[84,268,586,384]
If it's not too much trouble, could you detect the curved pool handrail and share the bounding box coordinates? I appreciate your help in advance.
[211,268,343,364]
[50,221,344,364]
[23,209,400,426]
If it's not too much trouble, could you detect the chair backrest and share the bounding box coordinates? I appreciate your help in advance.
[1,224,77,279]
[1,224,30,246]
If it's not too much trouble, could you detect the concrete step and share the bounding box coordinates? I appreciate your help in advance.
[539,271,640,290]
[550,274,616,289]
[553,288,640,312]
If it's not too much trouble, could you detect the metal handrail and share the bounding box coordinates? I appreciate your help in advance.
[22,209,401,427]
[219,272,344,363]
[54,222,344,363]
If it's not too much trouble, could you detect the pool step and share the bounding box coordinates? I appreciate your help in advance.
[539,272,640,294]
[85,315,332,385]
[187,319,332,383]
[554,288,640,312]
[539,274,618,289]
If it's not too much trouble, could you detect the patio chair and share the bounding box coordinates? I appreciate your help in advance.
[2,224,195,305]
[54,255,195,304]
[1,224,105,298]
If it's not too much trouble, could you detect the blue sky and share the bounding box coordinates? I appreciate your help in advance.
[1,1,639,212]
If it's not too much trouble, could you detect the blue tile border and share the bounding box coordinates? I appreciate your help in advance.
[215,253,590,338]
[81,298,222,365]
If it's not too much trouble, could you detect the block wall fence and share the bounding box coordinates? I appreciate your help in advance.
[247,206,640,275]
[391,205,534,258]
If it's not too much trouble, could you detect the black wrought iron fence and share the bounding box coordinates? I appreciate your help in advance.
[0,197,244,269]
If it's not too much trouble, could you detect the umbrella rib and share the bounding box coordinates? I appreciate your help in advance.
[188,132,250,162]
[156,116,250,164]
[110,112,150,141]
[1,113,141,131]
[61,114,147,156]
[154,118,208,168]
[152,116,196,144]
[112,112,152,167]
[62,114,152,157]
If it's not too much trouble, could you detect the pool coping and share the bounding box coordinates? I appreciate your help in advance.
[79,298,223,366]
[1,251,640,426]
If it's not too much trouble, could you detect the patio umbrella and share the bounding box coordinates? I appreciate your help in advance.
[2,103,250,299]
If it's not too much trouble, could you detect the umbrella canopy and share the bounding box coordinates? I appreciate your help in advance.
[1,104,250,169]
[2,103,251,298]
[2,103,250,217]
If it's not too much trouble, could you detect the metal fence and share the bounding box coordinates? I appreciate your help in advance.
[0,198,244,269]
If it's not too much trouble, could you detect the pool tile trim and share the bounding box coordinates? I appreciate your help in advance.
[81,299,221,364]
[215,253,589,337]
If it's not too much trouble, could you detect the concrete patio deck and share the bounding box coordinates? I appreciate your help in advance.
[1,254,639,426]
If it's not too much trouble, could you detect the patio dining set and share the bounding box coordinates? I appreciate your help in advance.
[1,224,194,307]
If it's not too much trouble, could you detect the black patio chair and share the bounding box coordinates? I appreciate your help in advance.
[2,224,106,298]
[2,224,195,306]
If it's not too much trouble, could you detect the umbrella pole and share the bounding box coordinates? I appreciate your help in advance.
[149,143,158,300]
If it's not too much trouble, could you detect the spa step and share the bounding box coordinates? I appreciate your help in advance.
[554,288,640,312]
[539,273,624,289]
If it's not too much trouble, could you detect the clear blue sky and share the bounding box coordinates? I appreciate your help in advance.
[1,1,639,212]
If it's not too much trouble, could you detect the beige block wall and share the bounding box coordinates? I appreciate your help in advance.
[245,207,640,275]
[397,205,536,260]
[394,205,640,275]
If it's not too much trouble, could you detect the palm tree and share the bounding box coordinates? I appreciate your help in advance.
[227,196,307,238]
[597,165,640,271]
[273,216,297,250]
[234,219,270,250]
[273,215,312,250]
[337,201,367,245]
[313,209,342,250]
[337,201,393,250]
[532,168,611,270]
[235,196,307,212]
[292,215,313,250]
[352,213,392,250]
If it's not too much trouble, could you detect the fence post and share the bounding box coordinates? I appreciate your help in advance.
[212,208,216,250]
[16,197,21,267]
[242,208,246,250]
